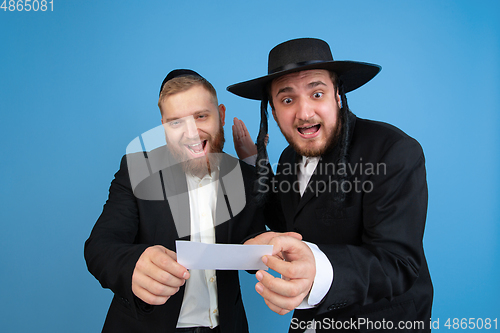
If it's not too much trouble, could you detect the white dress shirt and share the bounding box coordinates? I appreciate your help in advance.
[176,170,219,329]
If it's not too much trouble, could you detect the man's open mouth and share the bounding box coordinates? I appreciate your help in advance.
[297,124,321,137]
[185,140,207,156]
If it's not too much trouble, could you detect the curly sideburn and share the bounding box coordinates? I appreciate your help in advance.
[254,91,270,204]
[332,80,352,217]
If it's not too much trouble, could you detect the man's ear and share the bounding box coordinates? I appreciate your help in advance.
[272,108,277,122]
[336,91,342,109]
[218,104,226,126]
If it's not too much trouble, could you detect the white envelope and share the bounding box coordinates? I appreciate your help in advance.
[176,240,273,270]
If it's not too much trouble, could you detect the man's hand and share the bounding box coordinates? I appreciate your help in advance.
[232,117,257,160]
[244,231,303,247]
[244,232,316,315]
[132,245,190,305]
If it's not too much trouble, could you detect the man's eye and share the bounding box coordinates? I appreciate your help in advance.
[282,98,293,104]
[169,120,181,127]
[313,92,323,98]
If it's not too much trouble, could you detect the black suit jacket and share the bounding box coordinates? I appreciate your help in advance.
[85,147,265,333]
[266,115,433,332]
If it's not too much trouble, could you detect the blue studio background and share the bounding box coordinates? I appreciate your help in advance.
[1,1,499,332]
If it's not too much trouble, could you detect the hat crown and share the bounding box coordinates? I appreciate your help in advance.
[268,38,334,74]
[226,37,380,100]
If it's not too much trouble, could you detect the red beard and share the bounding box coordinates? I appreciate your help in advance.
[167,125,225,177]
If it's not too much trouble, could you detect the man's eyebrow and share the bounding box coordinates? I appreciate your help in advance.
[275,86,294,98]
[165,110,210,123]
[193,110,210,116]
[165,116,181,123]
[307,81,327,89]
[275,81,327,98]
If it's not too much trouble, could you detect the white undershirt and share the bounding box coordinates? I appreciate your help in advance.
[298,156,320,196]
[176,170,219,328]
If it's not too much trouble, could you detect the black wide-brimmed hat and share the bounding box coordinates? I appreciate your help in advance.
[227,38,381,100]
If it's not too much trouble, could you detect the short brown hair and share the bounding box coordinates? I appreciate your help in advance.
[158,75,218,115]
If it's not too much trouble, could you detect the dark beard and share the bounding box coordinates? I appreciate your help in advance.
[169,125,225,177]
[279,113,341,158]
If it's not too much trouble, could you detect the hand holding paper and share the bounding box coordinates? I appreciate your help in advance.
[132,245,189,305]
[244,232,315,315]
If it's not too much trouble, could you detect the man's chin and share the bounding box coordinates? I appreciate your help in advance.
[295,147,324,157]
[288,139,326,157]
[181,157,211,176]
[286,131,339,157]
[176,150,223,177]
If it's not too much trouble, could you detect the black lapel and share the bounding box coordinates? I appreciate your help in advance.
[215,153,241,244]
[277,148,301,231]
[160,156,191,240]
[215,175,230,244]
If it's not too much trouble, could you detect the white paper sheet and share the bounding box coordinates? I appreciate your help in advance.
[176,240,273,270]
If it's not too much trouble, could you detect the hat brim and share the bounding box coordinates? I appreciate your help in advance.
[227,61,381,100]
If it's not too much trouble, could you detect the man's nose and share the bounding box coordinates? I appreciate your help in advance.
[184,117,200,139]
[296,98,315,121]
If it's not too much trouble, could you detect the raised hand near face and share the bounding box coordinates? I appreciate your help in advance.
[232,117,268,160]
[232,117,257,160]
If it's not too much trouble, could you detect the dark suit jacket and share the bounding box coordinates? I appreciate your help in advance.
[266,115,433,332]
[85,147,265,333]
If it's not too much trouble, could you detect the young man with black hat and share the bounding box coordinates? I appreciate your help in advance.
[229,38,433,332]
[85,69,268,333]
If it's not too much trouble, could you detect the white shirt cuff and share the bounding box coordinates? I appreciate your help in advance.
[295,241,334,309]
[242,154,257,166]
